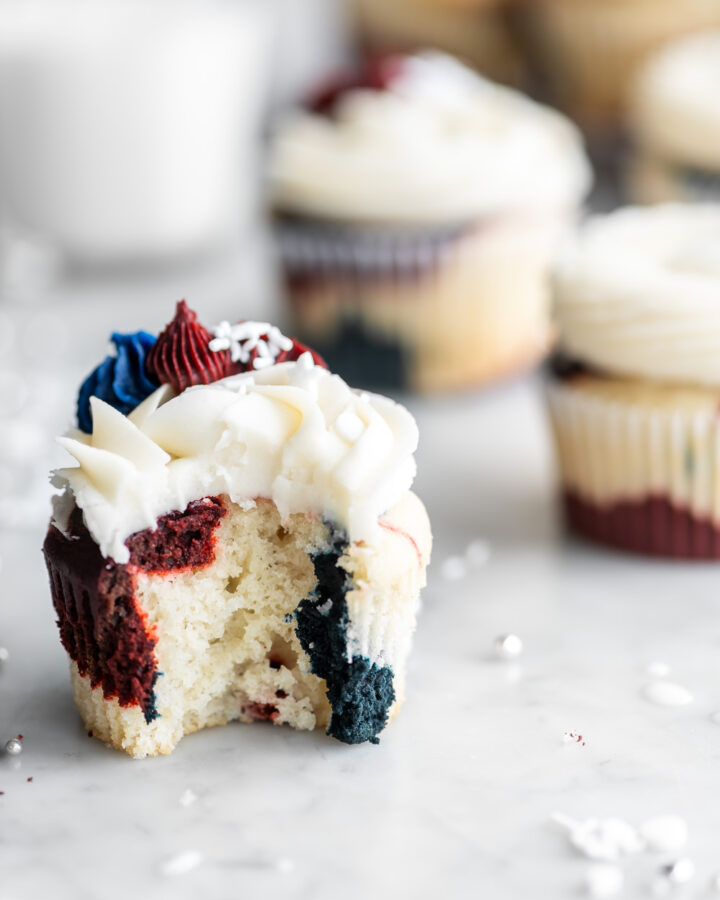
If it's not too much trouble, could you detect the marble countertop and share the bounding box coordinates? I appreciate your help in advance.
[2,251,720,900]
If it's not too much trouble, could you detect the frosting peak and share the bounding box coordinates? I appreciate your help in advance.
[55,357,419,563]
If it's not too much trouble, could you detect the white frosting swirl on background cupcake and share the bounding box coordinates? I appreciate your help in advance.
[553,204,720,386]
[54,356,419,564]
[269,52,591,224]
[631,32,720,171]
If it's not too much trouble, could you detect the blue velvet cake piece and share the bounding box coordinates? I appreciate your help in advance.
[295,525,396,745]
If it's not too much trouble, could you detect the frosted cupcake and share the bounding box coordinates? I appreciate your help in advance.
[629,32,720,204]
[518,0,720,139]
[269,52,591,393]
[352,0,524,87]
[43,302,431,757]
[547,204,720,558]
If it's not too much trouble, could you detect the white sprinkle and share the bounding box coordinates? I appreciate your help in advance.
[495,634,523,660]
[643,681,694,707]
[275,858,295,874]
[585,863,624,898]
[646,662,671,679]
[0,647,8,663]
[640,816,688,853]
[161,851,204,876]
[441,556,466,581]
[553,813,645,861]
[4,738,22,756]
[335,409,365,443]
[210,320,293,368]
[663,857,695,885]
[465,539,490,567]
[179,789,198,808]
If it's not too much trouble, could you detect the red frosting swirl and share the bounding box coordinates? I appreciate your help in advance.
[308,55,406,115]
[146,300,232,393]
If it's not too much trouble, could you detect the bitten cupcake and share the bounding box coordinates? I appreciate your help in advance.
[269,52,591,393]
[517,0,720,141]
[547,204,720,558]
[43,301,431,757]
[629,32,720,204]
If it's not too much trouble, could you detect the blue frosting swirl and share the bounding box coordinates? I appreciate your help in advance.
[77,331,158,433]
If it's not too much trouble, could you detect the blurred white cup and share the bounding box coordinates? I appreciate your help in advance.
[0,0,270,265]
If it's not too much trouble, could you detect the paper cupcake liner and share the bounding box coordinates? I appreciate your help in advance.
[628,153,720,205]
[547,378,720,558]
[276,213,566,392]
[523,0,720,131]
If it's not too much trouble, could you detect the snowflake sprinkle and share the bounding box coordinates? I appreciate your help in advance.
[209,321,293,369]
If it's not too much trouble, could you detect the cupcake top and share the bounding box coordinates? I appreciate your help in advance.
[631,32,720,171]
[553,204,720,387]
[269,52,591,224]
[53,302,419,564]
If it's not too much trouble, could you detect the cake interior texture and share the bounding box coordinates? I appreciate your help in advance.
[44,493,428,758]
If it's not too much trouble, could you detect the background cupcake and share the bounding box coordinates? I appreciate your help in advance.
[628,31,720,205]
[515,0,720,146]
[547,204,720,558]
[269,52,591,393]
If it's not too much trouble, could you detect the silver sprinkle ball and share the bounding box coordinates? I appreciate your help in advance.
[495,634,523,660]
[4,738,22,756]
[663,857,695,885]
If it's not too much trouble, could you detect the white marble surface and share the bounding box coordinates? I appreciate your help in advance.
[3,261,720,899]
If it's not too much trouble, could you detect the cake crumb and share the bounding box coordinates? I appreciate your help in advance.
[563,731,586,746]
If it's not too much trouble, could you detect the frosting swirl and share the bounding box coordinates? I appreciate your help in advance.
[269,52,591,224]
[55,355,419,563]
[553,204,720,386]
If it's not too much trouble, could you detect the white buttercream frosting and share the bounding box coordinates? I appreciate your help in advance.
[54,355,419,564]
[632,32,720,170]
[269,52,591,224]
[553,204,720,386]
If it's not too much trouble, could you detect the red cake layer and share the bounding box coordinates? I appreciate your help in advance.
[43,497,227,721]
[564,492,720,559]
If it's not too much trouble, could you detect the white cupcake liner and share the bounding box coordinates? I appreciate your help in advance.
[547,378,720,556]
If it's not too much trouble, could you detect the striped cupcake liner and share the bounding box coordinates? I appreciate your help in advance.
[547,378,720,558]
[275,213,564,392]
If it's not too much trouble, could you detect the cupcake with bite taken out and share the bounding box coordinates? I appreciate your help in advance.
[547,204,720,558]
[43,300,431,757]
[269,51,591,394]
